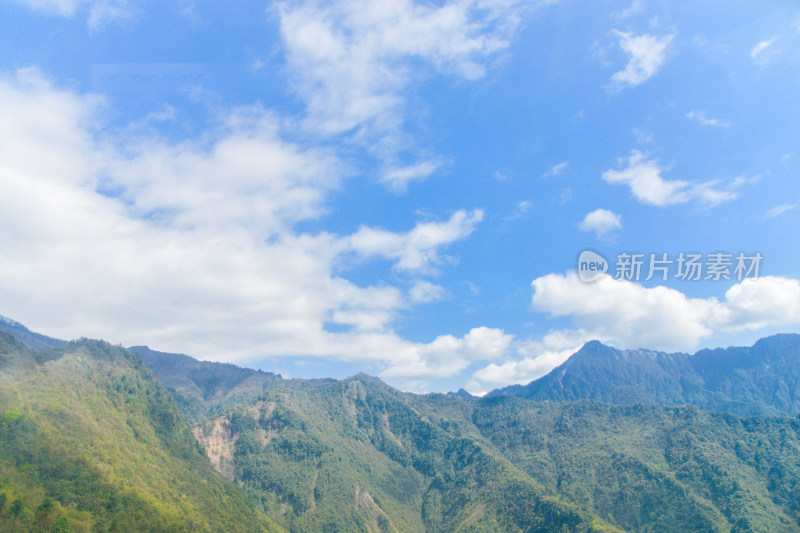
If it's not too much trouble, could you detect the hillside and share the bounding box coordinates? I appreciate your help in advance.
[192,373,609,532]
[0,316,66,352]
[186,371,800,532]
[3,319,800,531]
[0,332,282,532]
[488,335,800,417]
[128,345,286,424]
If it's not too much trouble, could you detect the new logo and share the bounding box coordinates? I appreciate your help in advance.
[577,250,608,283]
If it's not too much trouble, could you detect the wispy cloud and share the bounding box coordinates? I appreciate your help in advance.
[686,110,729,128]
[9,0,131,28]
[276,0,538,187]
[613,0,644,19]
[751,37,779,65]
[765,204,797,219]
[578,208,622,238]
[346,210,484,275]
[608,30,674,91]
[543,161,568,177]
[381,159,443,193]
[602,150,737,207]
[503,200,533,221]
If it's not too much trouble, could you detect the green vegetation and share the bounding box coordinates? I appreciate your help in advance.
[197,371,800,532]
[209,375,607,532]
[4,321,800,532]
[0,332,282,532]
[128,345,288,425]
[467,398,800,532]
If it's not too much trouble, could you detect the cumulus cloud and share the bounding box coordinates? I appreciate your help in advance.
[711,277,800,331]
[608,30,674,90]
[530,272,800,352]
[0,68,494,381]
[578,208,622,238]
[602,150,737,207]
[469,273,800,392]
[602,151,688,205]
[381,326,513,379]
[468,328,592,393]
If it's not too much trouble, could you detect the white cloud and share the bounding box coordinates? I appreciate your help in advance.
[531,272,714,350]
[409,281,446,304]
[346,209,483,274]
[503,200,533,221]
[711,277,800,331]
[578,208,622,238]
[686,110,729,128]
[278,0,523,135]
[468,328,591,392]
[609,30,674,90]
[382,159,442,192]
[0,68,496,382]
[470,273,800,392]
[602,150,737,207]
[729,174,762,189]
[530,272,800,352]
[543,161,568,177]
[602,150,688,206]
[381,326,513,379]
[10,0,131,27]
[689,180,739,207]
[751,37,779,65]
[276,0,539,186]
[613,0,644,19]
[765,203,797,219]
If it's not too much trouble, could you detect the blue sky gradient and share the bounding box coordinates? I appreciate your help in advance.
[1,0,799,393]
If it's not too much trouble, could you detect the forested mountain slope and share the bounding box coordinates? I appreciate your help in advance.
[4,318,800,532]
[0,332,282,532]
[489,335,800,417]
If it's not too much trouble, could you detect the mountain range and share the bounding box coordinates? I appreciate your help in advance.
[2,316,800,532]
[489,335,800,417]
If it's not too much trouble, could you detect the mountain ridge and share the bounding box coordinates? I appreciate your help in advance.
[488,333,800,417]
[3,317,800,531]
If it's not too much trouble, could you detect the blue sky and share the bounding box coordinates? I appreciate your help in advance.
[1,0,799,393]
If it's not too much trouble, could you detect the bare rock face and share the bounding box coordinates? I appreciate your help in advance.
[193,416,237,481]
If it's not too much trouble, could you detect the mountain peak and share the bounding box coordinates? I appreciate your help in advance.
[489,334,800,416]
[573,340,617,358]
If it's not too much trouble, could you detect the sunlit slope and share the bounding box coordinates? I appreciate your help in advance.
[0,332,282,532]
